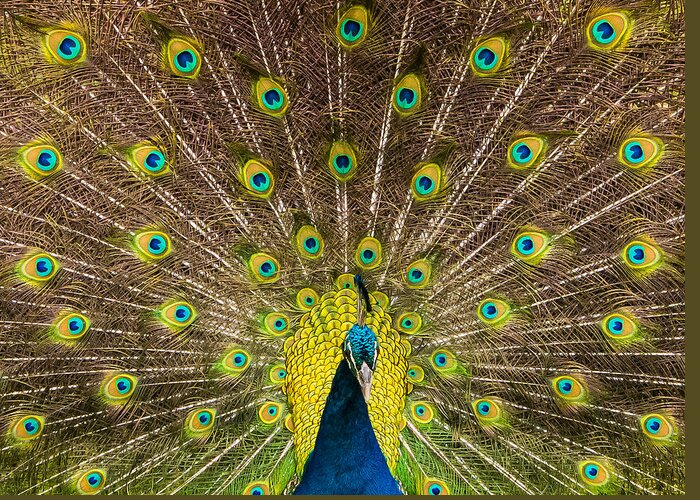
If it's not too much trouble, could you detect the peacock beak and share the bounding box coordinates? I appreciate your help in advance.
[358,362,374,402]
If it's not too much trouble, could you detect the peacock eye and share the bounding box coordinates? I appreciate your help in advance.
[295,225,324,259]
[159,300,197,329]
[255,77,288,116]
[133,230,172,260]
[166,38,202,78]
[621,239,663,272]
[269,364,287,383]
[587,12,630,50]
[640,413,675,443]
[411,163,444,201]
[258,402,283,424]
[19,143,64,178]
[396,311,422,334]
[619,136,663,170]
[11,415,45,441]
[101,373,137,403]
[222,348,251,375]
[296,288,319,310]
[407,365,425,383]
[392,73,423,116]
[44,29,87,65]
[355,236,383,269]
[264,312,290,336]
[328,141,358,181]
[511,229,551,263]
[404,259,431,288]
[551,375,588,402]
[337,6,369,48]
[470,36,507,76]
[18,252,60,283]
[422,479,450,495]
[507,135,547,169]
[185,408,216,435]
[601,311,639,341]
[477,298,511,325]
[77,469,106,494]
[242,159,275,198]
[248,253,280,283]
[243,482,270,495]
[54,312,91,341]
[411,402,434,424]
[430,349,457,373]
[578,460,610,486]
[472,398,501,421]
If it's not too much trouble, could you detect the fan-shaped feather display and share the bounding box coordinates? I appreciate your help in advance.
[0,0,685,495]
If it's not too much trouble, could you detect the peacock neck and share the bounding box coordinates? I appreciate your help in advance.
[293,360,402,495]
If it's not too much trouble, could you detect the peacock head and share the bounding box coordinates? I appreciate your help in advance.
[343,275,379,402]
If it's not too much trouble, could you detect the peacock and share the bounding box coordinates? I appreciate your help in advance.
[0,0,685,495]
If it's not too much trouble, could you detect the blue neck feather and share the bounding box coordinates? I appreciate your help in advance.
[293,360,402,495]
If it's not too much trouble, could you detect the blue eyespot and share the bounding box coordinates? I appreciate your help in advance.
[267,406,277,416]
[341,19,363,42]
[397,87,417,109]
[481,301,498,320]
[274,319,286,331]
[35,257,54,277]
[148,235,167,255]
[251,486,264,495]
[68,317,85,335]
[198,411,211,425]
[58,35,81,60]
[333,154,352,173]
[116,377,132,394]
[301,237,319,254]
[263,89,284,110]
[416,405,426,416]
[624,141,645,164]
[429,484,443,495]
[251,172,270,192]
[415,175,435,195]
[478,402,491,416]
[516,236,535,255]
[360,249,375,264]
[259,260,276,277]
[174,49,198,73]
[145,151,166,172]
[645,417,662,434]
[627,244,646,265]
[557,378,573,395]
[607,317,624,335]
[87,472,102,487]
[409,269,424,283]
[231,353,248,367]
[174,305,192,323]
[36,149,58,171]
[23,417,40,435]
[512,142,533,164]
[584,464,599,479]
[401,318,412,328]
[592,20,616,44]
[474,47,498,70]
[435,354,447,367]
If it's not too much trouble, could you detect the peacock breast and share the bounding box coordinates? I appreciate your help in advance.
[283,286,409,473]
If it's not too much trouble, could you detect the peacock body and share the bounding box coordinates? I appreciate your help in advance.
[0,0,685,495]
